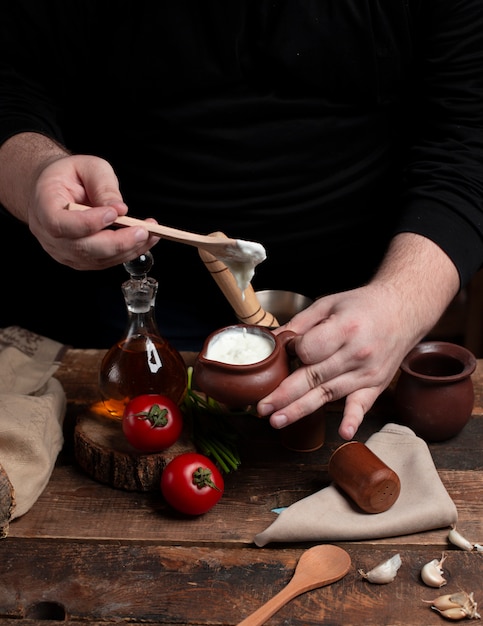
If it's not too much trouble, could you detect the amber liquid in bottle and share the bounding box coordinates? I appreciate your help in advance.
[98,253,187,419]
[100,334,188,419]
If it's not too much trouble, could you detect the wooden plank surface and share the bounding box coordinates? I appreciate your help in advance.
[0,349,481,625]
[1,542,481,625]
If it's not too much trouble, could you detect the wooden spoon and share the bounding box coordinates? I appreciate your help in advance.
[66,203,266,267]
[236,545,351,626]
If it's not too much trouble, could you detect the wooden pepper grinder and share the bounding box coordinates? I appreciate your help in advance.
[328,442,401,513]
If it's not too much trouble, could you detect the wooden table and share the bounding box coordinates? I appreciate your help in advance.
[1,349,482,625]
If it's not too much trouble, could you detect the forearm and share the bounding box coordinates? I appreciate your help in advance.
[372,232,460,339]
[0,132,69,222]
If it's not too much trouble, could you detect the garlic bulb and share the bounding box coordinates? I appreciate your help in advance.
[358,553,402,584]
[448,526,475,551]
[421,552,448,588]
[425,591,481,621]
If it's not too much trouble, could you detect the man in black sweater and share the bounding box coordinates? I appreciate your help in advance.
[0,1,482,439]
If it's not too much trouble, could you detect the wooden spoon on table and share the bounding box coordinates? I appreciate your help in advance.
[236,545,351,626]
[66,203,266,267]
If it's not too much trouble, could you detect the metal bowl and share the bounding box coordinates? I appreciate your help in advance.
[256,290,313,325]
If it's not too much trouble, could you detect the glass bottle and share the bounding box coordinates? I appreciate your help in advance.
[99,252,188,419]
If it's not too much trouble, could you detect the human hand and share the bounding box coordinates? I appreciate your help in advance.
[27,154,159,270]
[256,284,422,441]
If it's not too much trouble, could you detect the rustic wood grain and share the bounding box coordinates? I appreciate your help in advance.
[1,542,481,625]
[0,348,481,625]
[7,462,482,548]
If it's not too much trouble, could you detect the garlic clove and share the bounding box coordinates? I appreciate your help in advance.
[424,590,480,617]
[448,525,475,551]
[421,552,448,588]
[464,592,481,620]
[358,553,402,584]
[424,590,481,620]
[431,606,469,621]
[423,592,469,611]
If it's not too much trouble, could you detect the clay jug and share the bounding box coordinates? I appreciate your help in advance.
[193,324,296,409]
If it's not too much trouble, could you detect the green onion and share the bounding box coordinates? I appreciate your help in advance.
[181,367,254,473]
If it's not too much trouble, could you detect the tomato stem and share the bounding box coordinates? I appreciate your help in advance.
[192,467,221,491]
[133,404,169,427]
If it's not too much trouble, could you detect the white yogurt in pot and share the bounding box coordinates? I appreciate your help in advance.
[206,327,274,365]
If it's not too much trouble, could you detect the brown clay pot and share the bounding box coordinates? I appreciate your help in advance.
[394,341,476,442]
[193,324,296,409]
[279,407,327,452]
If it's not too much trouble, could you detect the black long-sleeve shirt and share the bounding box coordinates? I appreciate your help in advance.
[0,0,482,349]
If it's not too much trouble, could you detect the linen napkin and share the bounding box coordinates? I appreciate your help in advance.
[0,326,67,537]
[254,423,458,546]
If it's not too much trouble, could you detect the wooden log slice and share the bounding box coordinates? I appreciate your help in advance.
[0,461,14,537]
[74,410,196,491]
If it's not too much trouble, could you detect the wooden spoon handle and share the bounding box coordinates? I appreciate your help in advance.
[236,579,303,626]
[66,203,238,249]
[198,233,279,327]
[236,545,351,626]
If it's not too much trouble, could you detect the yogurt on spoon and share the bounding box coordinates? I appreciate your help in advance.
[219,240,267,295]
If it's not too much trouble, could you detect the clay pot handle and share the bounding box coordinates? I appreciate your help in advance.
[277,330,297,348]
[276,330,298,357]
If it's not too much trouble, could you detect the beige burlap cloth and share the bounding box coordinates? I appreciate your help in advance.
[0,327,67,537]
[254,423,458,546]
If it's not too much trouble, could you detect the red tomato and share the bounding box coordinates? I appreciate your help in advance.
[161,453,224,515]
[122,394,183,453]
